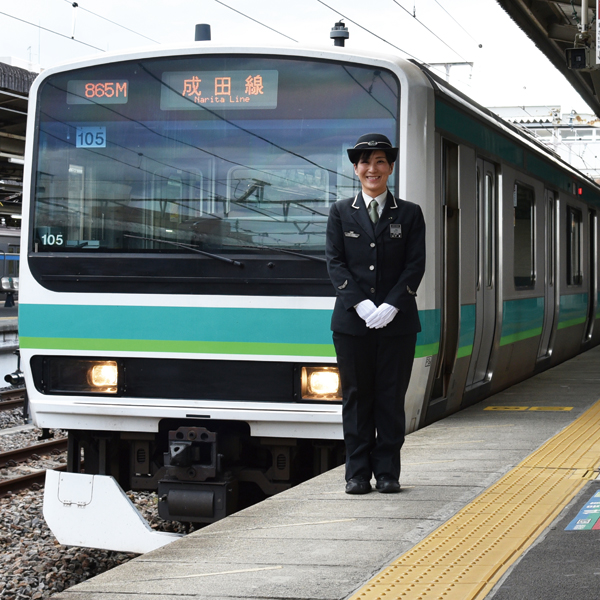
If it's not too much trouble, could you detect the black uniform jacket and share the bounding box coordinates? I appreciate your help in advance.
[326,191,426,336]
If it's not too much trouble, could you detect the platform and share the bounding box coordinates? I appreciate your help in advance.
[51,345,600,600]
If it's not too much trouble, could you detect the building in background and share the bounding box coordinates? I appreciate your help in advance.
[0,58,38,226]
[491,106,600,184]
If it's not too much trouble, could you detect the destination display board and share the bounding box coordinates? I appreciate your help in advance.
[160,70,278,110]
[67,80,129,104]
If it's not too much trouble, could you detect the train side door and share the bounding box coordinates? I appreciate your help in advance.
[538,190,557,359]
[584,208,597,342]
[466,159,497,387]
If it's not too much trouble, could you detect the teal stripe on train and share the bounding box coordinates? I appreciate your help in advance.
[19,304,441,359]
[418,308,440,357]
[436,100,524,167]
[558,293,588,329]
[435,98,594,201]
[457,304,476,358]
[500,297,544,346]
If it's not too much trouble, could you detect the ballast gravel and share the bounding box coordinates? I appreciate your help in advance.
[0,487,188,599]
[0,483,190,599]
[0,407,191,599]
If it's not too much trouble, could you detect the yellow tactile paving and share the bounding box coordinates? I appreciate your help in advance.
[348,399,600,600]
[351,582,486,599]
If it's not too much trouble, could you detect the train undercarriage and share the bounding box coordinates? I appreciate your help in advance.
[66,421,345,525]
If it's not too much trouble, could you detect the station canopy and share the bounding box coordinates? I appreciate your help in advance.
[0,60,36,221]
[497,0,600,117]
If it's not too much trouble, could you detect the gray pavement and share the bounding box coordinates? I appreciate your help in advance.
[490,480,600,600]
[0,304,18,318]
[52,345,600,600]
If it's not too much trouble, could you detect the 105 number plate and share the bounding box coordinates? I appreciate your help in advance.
[76,127,106,148]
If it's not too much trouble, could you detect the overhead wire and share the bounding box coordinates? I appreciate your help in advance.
[213,0,299,43]
[432,0,482,47]
[0,10,105,51]
[315,0,421,60]
[314,0,467,84]
[391,0,471,63]
[62,0,160,44]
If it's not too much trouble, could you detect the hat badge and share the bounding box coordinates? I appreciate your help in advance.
[368,140,377,146]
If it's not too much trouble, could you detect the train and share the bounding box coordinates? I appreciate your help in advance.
[19,37,600,552]
[0,225,20,291]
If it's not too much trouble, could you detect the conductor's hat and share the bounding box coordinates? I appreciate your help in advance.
[347,133,398,164]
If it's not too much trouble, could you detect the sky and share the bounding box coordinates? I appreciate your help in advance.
[0,0,593,115]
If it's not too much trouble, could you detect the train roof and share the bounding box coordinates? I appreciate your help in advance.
[414,60,600,195]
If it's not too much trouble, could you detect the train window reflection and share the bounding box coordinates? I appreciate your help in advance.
[485,173,494,288]
[513,183,535,289]
[567,206,583,286]
[32,55,400,257]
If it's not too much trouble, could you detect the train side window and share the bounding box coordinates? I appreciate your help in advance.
[567,206,583,286]
[476,166,481,289]
[513,183,535,289]
[7,245,19,277]
[485,173,494,288]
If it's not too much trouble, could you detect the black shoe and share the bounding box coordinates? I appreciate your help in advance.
[375,478,401,493]
[345,478,371,495]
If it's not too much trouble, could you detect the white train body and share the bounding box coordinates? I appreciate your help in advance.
[19,43,600,549]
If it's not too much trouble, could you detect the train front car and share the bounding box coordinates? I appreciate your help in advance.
[19,46,436,550]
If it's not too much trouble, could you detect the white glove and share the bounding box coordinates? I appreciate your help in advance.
[355,299,377,322]
[366,303,399,329]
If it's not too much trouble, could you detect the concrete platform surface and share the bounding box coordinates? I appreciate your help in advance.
[51,346,600,600]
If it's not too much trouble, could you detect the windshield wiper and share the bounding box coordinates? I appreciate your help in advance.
[223,244,327,264]
[124,234,244,267]
[272,247,327,263]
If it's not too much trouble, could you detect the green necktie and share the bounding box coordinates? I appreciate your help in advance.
[368,199,379,224]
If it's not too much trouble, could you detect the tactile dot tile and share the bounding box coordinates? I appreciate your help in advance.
[347,399,600,600]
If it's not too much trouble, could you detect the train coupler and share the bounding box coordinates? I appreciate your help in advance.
[159,425,238,523]
[163,426,220,481]
[157,479,238,523]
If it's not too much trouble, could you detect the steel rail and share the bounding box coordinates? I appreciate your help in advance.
[0,464,67,497]
[0,438,68,468]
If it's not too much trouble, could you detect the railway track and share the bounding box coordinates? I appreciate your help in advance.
[0,386,26,401]
[0,437,67,468]
[0,436,67,497]
[0,386,26,411]
[0,465,67,496]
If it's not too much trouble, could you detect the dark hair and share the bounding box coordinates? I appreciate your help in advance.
[354,149,396,165]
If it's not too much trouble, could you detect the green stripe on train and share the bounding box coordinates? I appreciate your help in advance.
[500,297,544,346]
[18,304,442,358]
[457,304,476,358]
[19,337,338,357]
[558,293,588,330]
[498,295,589,345]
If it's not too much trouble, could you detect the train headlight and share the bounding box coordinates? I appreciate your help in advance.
[43,358,121,395]
[301,367,341,401]
[88,362,118,392]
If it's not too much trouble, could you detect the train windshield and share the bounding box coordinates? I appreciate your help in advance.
[32,54,399,257]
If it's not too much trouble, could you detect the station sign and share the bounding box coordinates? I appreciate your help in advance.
[565,488,600,530]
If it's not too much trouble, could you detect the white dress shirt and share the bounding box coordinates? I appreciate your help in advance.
[362,190,388,218]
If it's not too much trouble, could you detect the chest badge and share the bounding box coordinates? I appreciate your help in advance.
[344,231,360,238]
[390,224,402,238]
